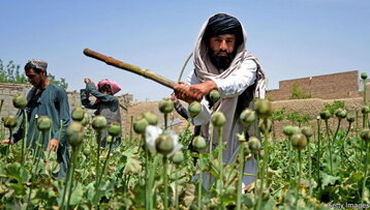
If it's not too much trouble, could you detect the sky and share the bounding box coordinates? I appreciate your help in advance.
[1,0,370,101]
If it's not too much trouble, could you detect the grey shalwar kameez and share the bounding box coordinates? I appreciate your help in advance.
[80,82,122,148]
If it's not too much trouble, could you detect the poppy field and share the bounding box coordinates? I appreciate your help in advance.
[0,76,369,210]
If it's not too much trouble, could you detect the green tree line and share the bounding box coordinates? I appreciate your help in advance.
[0,59,68,89]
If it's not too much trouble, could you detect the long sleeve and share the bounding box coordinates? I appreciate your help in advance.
[11,110,25,143]
[210,59,257,97]
[80,89,98,109]
[85,82,118,103]
[53,88,71,143]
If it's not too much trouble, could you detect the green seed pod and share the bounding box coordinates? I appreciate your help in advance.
[255,99,272,119]
[334,108,347,119]
[71,106,85,121]
[12,94,27,110]
[361,72,368,80]
[158,98,174,114]
[92,115,107,130]
[319,110,331,120]
[291,133,307,150]
[66,121,84,147]
[209,90,221,103]
[188,101,202,118]
[360,128,370,142]
[283,125,301,137]
[240,109,257,127]
[361,106,370,114]
[4,115,17,129]
[155,133,174,156]
[133,117,148,134]
[37,116,52,132]
[248,136,261,153]
[171,150,184,164]
[83,147,90,156]
[192,135,207,151]
[106,135,113,144]
[108,122,121,137]
[211,111,226,127]
[301,126,313,138]
[80,113,89,126]
[346,114,355,123]
[258,119,272,133]
[142,111,158,125]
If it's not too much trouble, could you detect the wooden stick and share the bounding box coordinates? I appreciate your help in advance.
[83,48,176,89]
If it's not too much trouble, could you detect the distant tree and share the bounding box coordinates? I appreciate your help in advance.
[290,82,311,99]
[0,59,68,89]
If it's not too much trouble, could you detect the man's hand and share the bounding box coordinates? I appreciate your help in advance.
[84,78,92,84]
[174,80,217,103]
[0,139,13,145]
[48,139,59,151]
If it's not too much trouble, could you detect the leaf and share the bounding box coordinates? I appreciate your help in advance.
[69,182,84,205]
[321,172,340,188]
[123,155,142,175]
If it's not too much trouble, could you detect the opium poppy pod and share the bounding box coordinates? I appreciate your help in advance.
[240,108,256,127]
[12,94,27,110]
[92,115,107,130]
[291,133,307,150]
[188,101,201,118]
[171,150,184,164]
[142,111,158,126]
[4,115,17,129]
[255,99,272,119]
[283,125,301,137]
[346,114,355,123]
[334,108,347,119]
[67,121,84,147]
[37,116,52,132]
[361,106,370,114]
[361,72,368,80]
[360,128,370,142]
[319,110,331,120]
[248,136,261,153]
[71,106,85,121]
[155,133,174,156]
[211,111,226,128]
[159,98,174,114]
[192,135,207,151]
[209,90,221,103]
[301,126,313,138]
[108,122,121,137]
[133,117,148,134]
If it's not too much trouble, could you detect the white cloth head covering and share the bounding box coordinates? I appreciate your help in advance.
[193,12,266,99]
[193,13,266,168]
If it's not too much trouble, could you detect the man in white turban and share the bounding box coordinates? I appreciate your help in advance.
[174,13,266,188]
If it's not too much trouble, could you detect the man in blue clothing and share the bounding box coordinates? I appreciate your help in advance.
[1,59,71,178]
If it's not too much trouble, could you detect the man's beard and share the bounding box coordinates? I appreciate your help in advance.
[209,50,235,71]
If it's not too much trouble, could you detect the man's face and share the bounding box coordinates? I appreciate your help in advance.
[208,34,236,70]
[25,68,45,87]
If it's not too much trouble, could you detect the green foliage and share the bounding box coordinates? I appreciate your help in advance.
[286,111,312,126]
[0,59,68,89]
[324,101,345,115]
[0,101,369,209]
[0,59,27,84]
[272,107,286,122]
[290,82,311,99]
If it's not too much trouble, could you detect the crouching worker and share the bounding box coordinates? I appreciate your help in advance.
[80,78,122,148]
[0,59,71,178]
